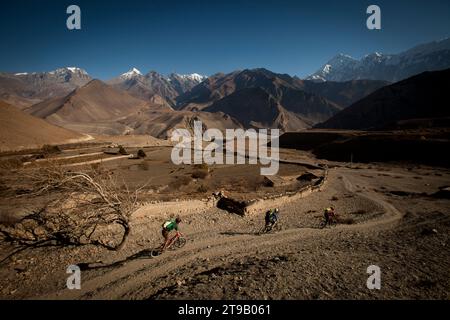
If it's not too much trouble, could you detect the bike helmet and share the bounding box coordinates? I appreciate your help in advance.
[275,208,279,213]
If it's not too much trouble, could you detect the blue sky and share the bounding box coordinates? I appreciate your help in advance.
[1,0,449,79]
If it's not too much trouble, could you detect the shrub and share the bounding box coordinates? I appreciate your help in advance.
[197,184,208,193]
[118,146,128,155]
[137,149,147,158]
[192,169,208,179]
[41,144,61,154]
[194,163,209,171]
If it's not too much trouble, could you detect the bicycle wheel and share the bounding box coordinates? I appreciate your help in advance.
[257,226,267,235]
[150,248,162,257]
[266,225,278,234]
[318,220,327,229]
[171,237,187,250]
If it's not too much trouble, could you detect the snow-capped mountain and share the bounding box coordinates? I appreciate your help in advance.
[109,70,177,105]
[307,38,450,82]
[49,66,88,75]
[171,73,207,82]
[108,69,207,106]
[168,73,207,95]
[11,67,91,85]
[119,67,143,79]
[307,54,358,82]
[0,67,92,108]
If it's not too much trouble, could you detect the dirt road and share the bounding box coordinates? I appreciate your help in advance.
[3,164,441,300]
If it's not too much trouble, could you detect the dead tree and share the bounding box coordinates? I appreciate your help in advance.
[0,163,144,252]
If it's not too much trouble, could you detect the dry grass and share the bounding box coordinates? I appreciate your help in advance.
[0,158,23,169]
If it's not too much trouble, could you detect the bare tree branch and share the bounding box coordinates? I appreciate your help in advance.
[0,163,145,262]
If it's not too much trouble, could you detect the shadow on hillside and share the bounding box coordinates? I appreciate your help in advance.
[219,231,257,236]
[78,248,155,271]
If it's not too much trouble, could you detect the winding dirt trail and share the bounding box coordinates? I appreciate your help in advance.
[39,165,419,300]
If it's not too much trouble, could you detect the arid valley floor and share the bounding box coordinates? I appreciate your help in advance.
[0,135,449,299]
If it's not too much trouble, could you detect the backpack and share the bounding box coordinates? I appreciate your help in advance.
[270,211,278,222]
[266,209,277,222]
[162,220,173,229]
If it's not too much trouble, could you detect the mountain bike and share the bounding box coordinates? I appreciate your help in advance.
[257,221,282,235]
[150,231,186,257]
[318,214,339,229]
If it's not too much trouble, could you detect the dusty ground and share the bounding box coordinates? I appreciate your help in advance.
[0,138,316,202]
[0,143,449,300]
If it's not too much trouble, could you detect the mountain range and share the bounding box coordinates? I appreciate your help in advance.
[0,67,206,109]
[317,68,450,130]
[26,79,150,124]
[23,78,240,138]
[0,67,92,108]
[307,38,450,82]
[2,66,387,135]
[108,68,207,107]
[176,68,388,130]
[1,38,450,142]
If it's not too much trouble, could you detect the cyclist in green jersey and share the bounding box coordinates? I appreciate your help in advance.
[161,217,182,251]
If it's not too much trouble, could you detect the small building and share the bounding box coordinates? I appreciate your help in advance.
[297,172,320,182]
[263,175,288,187]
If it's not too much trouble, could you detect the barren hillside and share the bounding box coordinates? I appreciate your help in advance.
[0,100,88,151]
